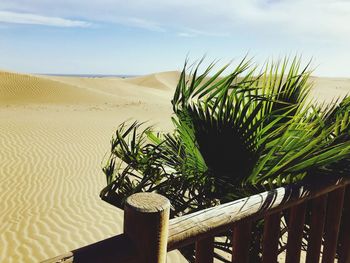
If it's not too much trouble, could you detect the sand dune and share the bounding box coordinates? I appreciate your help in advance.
[0,70,349,262]
[44,74,174,100]
[124,71,180,90]
[0,71,179,262]
[310,76,350,103]
[0,71,121,105]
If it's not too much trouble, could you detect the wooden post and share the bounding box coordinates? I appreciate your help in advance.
[339,185,350,263]
[262,212,281,263]
[306,194,327,263]
[286,202,307,263]
[195,236,214,263]
[322,187,345,263]
[124,192,170,263]
[231,221,252,263]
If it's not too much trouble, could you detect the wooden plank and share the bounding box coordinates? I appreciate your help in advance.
[41,234,137,263]
[43,176,350,263]
[168,177,350,251]
[262,212,281,263]
[339,185,350,263]
[231,221,252,263]
[41,252,74,263]
[322,187,346,263]
[124,192,170,263]
[195,236,214,263]
[286,202,307,263]
[305,194,328,263]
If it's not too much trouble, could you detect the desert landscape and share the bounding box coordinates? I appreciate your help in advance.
[0,70,350,262]
[0,70,183,262]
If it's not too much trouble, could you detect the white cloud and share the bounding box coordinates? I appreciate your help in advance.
[0,11,91,27]
[1,0,350,76]
[116,17,165,32]
[177,28,230,38]
[1,0,350,40]
[224,0,350,40]
[177,32,196,38]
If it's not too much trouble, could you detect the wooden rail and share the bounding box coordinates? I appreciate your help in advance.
[44,176,350,263]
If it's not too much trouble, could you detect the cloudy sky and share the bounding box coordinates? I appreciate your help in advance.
[0,0,349,76]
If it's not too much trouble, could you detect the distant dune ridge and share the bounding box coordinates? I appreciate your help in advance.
[0,70,349,262]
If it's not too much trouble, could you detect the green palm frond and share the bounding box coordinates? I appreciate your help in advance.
[171,57,330,198]
[101,120,214,213]
[101,56,350,262]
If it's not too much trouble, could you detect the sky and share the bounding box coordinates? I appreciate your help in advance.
[0,0,350,76]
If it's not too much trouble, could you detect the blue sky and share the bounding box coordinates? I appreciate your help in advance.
[0,0,350,76]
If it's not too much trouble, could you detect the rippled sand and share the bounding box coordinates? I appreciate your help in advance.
[0,70,185,262]
[0,70,349,262]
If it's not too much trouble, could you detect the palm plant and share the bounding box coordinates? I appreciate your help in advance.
[100,57,350,261]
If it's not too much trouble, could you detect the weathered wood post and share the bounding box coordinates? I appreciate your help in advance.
[195,236,214,263]
[339,185,350,263]
[124,192,170,263]
[322,187,345,263]
[262,212,281,263]
[232,221,252,263]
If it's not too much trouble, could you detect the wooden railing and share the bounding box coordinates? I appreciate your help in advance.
[44,176,350,263]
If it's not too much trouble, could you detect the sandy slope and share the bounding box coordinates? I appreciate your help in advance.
[0,70,349,262]
[0,71,181,262]
[310,76,350,103]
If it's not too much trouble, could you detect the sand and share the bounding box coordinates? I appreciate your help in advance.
[0,70,183,262]
[0,71,349,262]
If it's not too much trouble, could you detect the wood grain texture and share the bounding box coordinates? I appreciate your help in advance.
[231,221,252,263]
[339,185,350,263]
[262,212,281,263]
[286,202,307,263]
[43,177,350,263]
[41,234,137,263]
[305,194,328,263]
[168,177,350,250]
[195,236,214,263]
[322,187,345,263]
[124,192,170,263]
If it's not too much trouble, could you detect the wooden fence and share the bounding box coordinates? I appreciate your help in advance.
[44,176,350,263]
